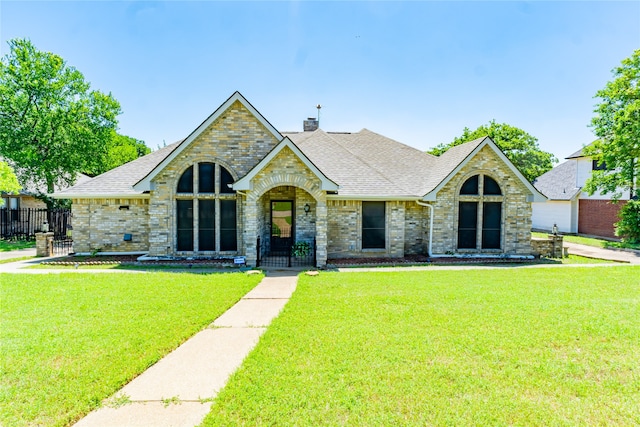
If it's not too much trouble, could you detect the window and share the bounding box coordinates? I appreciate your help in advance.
[460,175,479,195]
[177,166,193,193]
[362,201,386,249]
[483,176,502,195]
[176,163,237,252]
[457,174,503,250]
[177,200,193,251]
[457,202,478,249]
[198,200,215,251]
[199,163,215,193]
[592,159,607,171]
[220,199,237,251]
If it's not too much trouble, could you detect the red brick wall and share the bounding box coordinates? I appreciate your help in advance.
[578,199,627,238]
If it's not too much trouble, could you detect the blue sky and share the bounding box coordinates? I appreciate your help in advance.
[1,1,639,161]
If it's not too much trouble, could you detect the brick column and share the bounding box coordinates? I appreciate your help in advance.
[315,201,328,268]
[35,232,54,257]
[244,196,258,267]
[550,234,564,258]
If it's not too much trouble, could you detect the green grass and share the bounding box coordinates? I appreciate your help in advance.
[0,239,35,252]
[0,272,263,427]
[203,267,640,426]
[532,232,640,250]
[0,255,35,264]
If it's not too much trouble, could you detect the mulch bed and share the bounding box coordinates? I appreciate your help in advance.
[327,254,541,267]
[42,255,238,266]
[43,254,544,267]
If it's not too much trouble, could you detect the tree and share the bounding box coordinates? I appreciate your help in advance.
[84,131,151,177]
[0,38,121,207]
[0,160,21,207]
[584,49,640,243]
[584,49,639,201]
[428,120,557,182]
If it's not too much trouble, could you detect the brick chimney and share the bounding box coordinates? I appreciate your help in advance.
[303,117,318,132]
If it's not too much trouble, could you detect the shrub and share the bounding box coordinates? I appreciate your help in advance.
[615,199,640,243]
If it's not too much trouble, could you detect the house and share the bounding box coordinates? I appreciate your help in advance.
[532,144,631,239]
[52,92,545,267]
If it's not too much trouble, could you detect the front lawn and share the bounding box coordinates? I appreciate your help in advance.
[0,239,35,252]
[0,272,262,427]
[204,267,640,426]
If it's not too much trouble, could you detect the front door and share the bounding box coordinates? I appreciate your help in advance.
[271,201,293,252]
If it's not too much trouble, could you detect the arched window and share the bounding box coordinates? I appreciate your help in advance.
[457,174,503,250]
[176,163,237,252]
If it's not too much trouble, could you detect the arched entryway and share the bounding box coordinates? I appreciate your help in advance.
[256,186,317,267]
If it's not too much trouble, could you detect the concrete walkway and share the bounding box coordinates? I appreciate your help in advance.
[564,241,640,264]
[0,247,36,261]
[74,271,298,427]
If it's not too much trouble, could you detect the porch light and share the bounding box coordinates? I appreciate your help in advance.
[304,203,311,214]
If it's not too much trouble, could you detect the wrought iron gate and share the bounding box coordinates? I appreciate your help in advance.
[256,237,316,268]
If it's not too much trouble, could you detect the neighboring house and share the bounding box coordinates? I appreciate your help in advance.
[532,143,630,238]
[52,92,545,267]
[0,160,92,210]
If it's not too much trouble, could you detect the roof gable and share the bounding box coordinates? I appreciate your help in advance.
[233,137,338,191]
[423,137,547,202]
[532,160,581,200]
[134,91,282,192]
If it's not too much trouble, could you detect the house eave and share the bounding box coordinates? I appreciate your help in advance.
[326,194,419,201]
[50,193,150,200]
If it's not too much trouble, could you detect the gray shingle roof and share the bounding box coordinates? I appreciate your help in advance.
[532,160,581,200]
[286,129,438,197]
[53,130,505,200]
[53,141,181,197]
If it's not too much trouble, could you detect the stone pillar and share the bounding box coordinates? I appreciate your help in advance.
[35,232,54,257]
[244,196,259,267]
[549,234,564,258]
[315,201,328,268]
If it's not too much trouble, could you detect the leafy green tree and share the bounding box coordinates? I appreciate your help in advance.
[584,49,639,201]
[428,120,557,182]
[584,49,640,243]
[85,131,151,176]
[0,160,21,207]
[0,38,121,207]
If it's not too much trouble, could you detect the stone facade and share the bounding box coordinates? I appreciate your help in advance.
[430,145,533,255]
[147,100,280,257]
[71,198,150,253]
[531,234,564,258]
[72,199,149,253]
[67,97,540,265]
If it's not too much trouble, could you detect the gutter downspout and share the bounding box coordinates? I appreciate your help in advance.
[416,200,438,257]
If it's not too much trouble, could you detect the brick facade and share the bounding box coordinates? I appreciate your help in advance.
[71,198,150,253]
[578,199,626,239]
